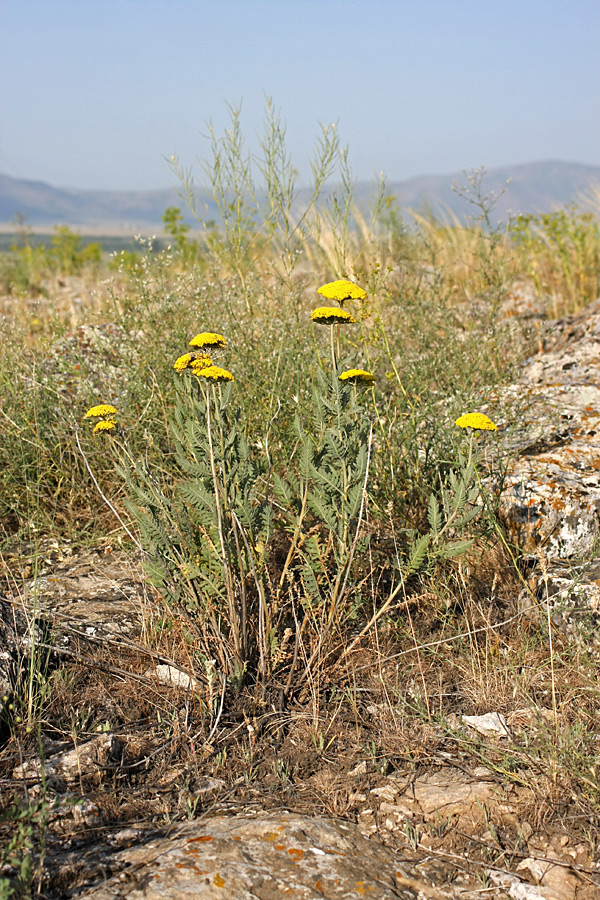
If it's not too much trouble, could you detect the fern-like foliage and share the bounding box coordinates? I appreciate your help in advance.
[122,378,273,679]
[275,364,373,620]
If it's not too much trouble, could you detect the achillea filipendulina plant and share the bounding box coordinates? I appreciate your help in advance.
[121,330,273,684]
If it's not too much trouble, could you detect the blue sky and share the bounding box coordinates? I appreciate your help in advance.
[1,0,598,190]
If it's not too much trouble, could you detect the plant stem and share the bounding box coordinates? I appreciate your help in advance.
[204,381,240,662]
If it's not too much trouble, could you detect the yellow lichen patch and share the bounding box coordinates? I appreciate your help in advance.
[213,873,225,888]
[317,279,367,303]
[455,412,497,431]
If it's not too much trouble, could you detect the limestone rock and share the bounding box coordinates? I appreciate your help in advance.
[6,548,149,641]
[72,812,457,899]
[13,733,123,788]
[499,298,600,642]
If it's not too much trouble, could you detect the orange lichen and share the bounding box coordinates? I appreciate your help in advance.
[213,874,225,887]
[287,847,304,861]
[187,835,214,843]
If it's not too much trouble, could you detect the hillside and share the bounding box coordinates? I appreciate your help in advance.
[1,160,598,231]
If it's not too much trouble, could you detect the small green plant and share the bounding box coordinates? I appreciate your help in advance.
[0,797,51,900]
[162,206,201,267]
[47,226,102,276]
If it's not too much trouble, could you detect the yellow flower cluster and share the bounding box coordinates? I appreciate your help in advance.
[85,404,118,435]
[311,280,375,384]
[93,420,117,434]
[85,404,117,418]
[196,365,234,383]
[173,353,197,373]
[317,279,368,303]
[190,356,214,375]
[189,332,227,350]
[339,369,376,384]
[173,331,234,383]
[310,307,356,325]
[455,413,497,431]
[174,353,214,375]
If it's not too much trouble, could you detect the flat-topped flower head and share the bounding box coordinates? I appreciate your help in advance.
[189,332,226,351]
[193,365,234,383]
[93,420,117,434]
[310,307,356,325]
[455,412,497,431]
[85,404,117,419]
[189,356,214,374]
[339,368,376,384]
[174,353,196,373]
[318,279,367,304]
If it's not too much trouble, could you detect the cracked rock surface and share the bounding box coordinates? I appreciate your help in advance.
[499,298,600,643]
[71,812,458,899]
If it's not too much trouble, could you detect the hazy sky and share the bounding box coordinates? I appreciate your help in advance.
[1,0,598,190]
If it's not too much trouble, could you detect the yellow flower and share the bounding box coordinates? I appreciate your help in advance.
[189,356,214,374]
[93,420,117,434]
[317,279,367,303]
[194,365,234,383]
[310,307,356,325]
[173,353,196,373]
[85,404,117,418]
[455,413,497,431]
[339,368,376,384]
[189,332,226,350]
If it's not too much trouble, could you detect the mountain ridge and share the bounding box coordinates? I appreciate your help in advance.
[1,160,598,232]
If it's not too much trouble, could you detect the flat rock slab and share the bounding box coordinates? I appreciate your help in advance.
[7,549,148,640]
[74,813,454,900]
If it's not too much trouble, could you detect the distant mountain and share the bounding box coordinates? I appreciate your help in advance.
[0,174,198,230]
[0,161,598,231]
[382,160,600,222]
